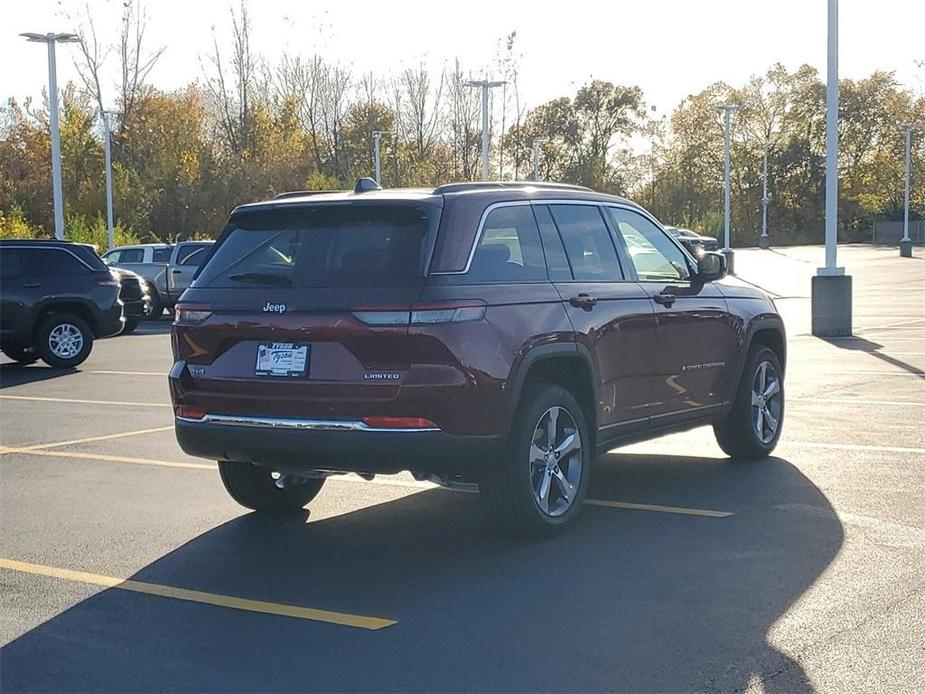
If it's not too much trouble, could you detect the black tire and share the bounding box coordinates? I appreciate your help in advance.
[2,343,38,365]
[480,383,591,538]
[122,318,139,334]
[36,313,93,368]
[714,345,785,460]
[218,461,325,513]
[145,289,163,320]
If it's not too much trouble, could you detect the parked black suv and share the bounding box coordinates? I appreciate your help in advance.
[0,240,123,367]
[171,181,786,537]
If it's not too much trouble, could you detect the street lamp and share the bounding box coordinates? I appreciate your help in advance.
[811,0,852,336]
[464,79,505,181]
[21,32,82,241]
[371,130,393,186]
[102,110,116,250]
[716,103,740,273]
[899,123,919,258]
[759,140,771,249]
[531,137,549,181]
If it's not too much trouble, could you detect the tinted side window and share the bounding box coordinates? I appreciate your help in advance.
[36,249,90,277]
[178,244,210,266]
[549,205,623,281]
[467,205,546,282]
[607,208,690,282]
[533,206,572,281]
[120,248,144,263]
[0,248,28,278]
[152,247,172,263]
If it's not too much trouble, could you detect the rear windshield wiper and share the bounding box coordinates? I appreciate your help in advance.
[228,271,293,287]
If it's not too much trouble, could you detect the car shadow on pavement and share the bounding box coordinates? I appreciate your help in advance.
[0,362,77,388]
[0,453,842,693]
[129,318,174,335]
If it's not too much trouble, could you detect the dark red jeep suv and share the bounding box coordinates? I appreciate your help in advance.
[170,180,785,536]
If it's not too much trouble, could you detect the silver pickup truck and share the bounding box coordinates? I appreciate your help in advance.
[101,241,213,317]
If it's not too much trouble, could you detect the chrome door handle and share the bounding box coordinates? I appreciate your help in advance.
[569,294,598,310]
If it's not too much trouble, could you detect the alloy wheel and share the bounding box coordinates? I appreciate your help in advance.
[529,406,583,517]
[48,323,84,360]
[751,361,782,444]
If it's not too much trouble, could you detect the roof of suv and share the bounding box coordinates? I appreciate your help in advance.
[234,181,641,214]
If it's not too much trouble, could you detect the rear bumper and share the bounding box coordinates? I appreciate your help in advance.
[95,304,125,338]
[121,298,147,320]
[174,416,502,478]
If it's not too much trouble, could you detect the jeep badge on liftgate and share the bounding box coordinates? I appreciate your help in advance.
[263,302,286,313]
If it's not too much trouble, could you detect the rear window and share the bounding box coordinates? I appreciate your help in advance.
[119,248,144,263]
[152,247,172,263]
[196,204,438,289]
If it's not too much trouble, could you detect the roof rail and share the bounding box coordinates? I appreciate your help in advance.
[272,190,344,200]
[432,181,593,195]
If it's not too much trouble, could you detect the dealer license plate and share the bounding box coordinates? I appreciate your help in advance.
[255,342,309,377]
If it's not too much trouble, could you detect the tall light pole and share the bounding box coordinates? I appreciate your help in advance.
[759,140,771,249]
[812,0,852,336]
[371,130,392,185]
[102,111,116,250]
[531,137,549,181]
[465,79,505,181]
[21,32,81,240]
[899,124,918,258]
[716,104,740,273]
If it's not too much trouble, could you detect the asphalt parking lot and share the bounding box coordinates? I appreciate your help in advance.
[1,244,923,692]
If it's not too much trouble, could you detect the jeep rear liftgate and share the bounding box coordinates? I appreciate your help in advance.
[171,202,445,420]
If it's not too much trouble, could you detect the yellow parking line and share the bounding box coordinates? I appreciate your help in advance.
[9,426,175,453]
[0,557,396,631]
[0,448,214,470]
[0,394,172,408]
[584,499,733,518]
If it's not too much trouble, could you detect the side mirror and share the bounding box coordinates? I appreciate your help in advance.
[697,251,727,282]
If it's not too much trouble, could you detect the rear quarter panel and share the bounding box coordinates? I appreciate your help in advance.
[415,280,574,435]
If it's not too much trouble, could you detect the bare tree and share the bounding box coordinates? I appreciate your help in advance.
[203,1,257,154]
[73,0,164,126]
[274,53,352,178]
[319,63,352,177]
[119,0,165,127]
[395,62,444,163]
[446,60,481,180]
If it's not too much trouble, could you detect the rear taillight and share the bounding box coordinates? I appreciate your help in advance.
[351,311,410,326]
[351,302,486,326]
[410,303,486,324]
[176,406,206,420]
[98,277,120,287]
[362,416,438,430]
[175,304,213,325]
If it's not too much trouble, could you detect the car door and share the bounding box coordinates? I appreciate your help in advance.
[535,203,657,436]
[0,247,37,341]
[170,243,211,296]
[605,206,739,423]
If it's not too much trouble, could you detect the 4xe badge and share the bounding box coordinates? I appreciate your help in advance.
[262,302,286,313]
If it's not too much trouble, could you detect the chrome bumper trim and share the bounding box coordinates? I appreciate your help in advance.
[176,413,441,433]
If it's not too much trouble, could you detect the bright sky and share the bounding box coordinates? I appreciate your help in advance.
[2,0,923,116]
